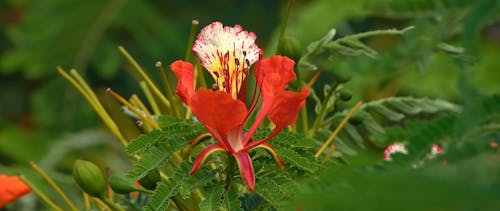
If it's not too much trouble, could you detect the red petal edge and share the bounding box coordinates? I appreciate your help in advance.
[268,88,310,130]
[170,60,195,105]
[233,151,256,191]
[254,56,296,101]
[190,145,225,175]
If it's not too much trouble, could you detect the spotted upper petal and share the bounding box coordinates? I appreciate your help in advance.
[170,60,195,105]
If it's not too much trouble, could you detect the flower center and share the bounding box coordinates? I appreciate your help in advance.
[211,49,251,98]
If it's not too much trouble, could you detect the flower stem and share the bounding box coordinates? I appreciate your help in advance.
[139,81,161,116]
[99,195,125,211]
[185,20,200,62]
[83,192,91,210]
[315,101,363,158]
[300,70,321,133]
[30,162,78,211]
[19,175,64,211]
[117,46,172,110]
[106,88,160,130]
[57,67,127,147]
[308,86,336,138]
[276,0,293,54]
[225,155,236,192]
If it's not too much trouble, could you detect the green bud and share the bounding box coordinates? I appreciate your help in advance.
[333,70,352,83]
[339,89,352,101]
[73,160,106,197]
[278,36,302,62]
[138,169,161,190]
[349,112,364,125]
[109,174,139,194]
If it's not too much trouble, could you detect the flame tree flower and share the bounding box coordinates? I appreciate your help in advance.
[0,174,31,208]
[170,22,309,190]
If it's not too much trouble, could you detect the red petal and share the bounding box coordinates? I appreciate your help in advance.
[190,88,247,134]
[190,145,226,175]
[244,56,297,143]
[254,56,296,101]
[268,88,310,130]
[0,175,30,207]
[170,60,195,105]
[233,151,256,191]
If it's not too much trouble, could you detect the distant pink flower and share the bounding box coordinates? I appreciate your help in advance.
[383,143,408,161]
[383,143,444,161]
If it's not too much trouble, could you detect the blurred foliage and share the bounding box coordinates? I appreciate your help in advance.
[287,94,500,210]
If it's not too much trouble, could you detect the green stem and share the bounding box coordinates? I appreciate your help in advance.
[300,103,309,133]
[224,155,236,192]
[100,195,125,211]
[139,81,161,116]
[30,162,78,211]
[308,87,336,138]
[185,20,200,62]
[57,67,127,147]
[328,26,414,47]
[195,59,208,89]
[276,0,293,54]
[20,175,64,211]
[118,46,172,110]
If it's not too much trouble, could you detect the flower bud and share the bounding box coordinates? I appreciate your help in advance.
[349,112,364,125]
[138,169,161,190]
[339,89,352,101]
[109,174,138,194]
[278,36,302,62]
[72,160,106,197]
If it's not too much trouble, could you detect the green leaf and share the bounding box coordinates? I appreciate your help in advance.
[222,187,242,211]
[297,26,413,73]
[320,96,460,156]
[199,186,224,211]
[145,182,180,211]
[126,130,165,156]
[128,141,187,180]
[126,116,203,156]
[274,147,320,173]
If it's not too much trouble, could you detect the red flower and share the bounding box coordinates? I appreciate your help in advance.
[0,174,31,208]
[171,22,309,190]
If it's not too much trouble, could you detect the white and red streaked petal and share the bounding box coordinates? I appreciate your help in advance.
[383,143,408,161]
[193,22,263,98]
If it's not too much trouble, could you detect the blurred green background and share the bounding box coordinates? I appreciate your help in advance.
[0,0,499,209]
